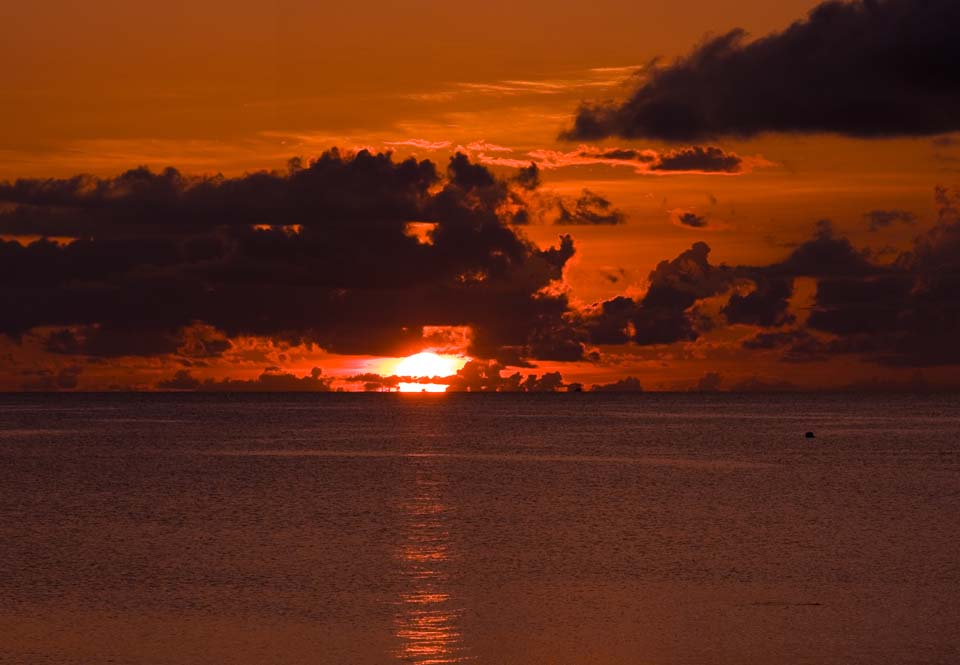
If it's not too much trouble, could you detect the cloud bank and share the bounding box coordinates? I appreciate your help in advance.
[563,0,960,141]
[0,150,580,363]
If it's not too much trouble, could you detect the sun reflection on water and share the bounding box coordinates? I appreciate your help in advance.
[393,471,471,664]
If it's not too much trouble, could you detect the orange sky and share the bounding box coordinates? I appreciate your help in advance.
[2,0,959,391]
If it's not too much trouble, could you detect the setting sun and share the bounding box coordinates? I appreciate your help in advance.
[393,352,466,392]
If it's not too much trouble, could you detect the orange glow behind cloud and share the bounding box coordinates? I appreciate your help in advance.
[389,353,467,392]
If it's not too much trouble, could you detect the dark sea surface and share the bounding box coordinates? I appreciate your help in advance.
[1,393,958,665]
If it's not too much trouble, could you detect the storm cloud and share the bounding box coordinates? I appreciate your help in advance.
[562,0,960,141]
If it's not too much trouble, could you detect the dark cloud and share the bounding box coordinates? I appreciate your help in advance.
[6,150,960,386]
[343,373,453,391]
[445,360,566,392]
[0,150,579,363]
[807,275,914,335]
[590,376,644,392]
[585,148,654,162]
[157,369,202,390]
[574,145,741,172]
[722,277,795,327]
[587,242,734,346]
[651,146,741,173]
[562,0,960,141]
[676,212,708,228]
[513,163,541,190]
[20,365,82,391]
[742,329,830,363]
[447,152,497,190]
[865,209,916,231]
[43,326,183,358]
[695,372,723,392]
[555,190,626,225]
[158,367,333,392]
[767,220,879,278]
[581,188,960,369]
[782,187,960,366]
[521,371,565,392]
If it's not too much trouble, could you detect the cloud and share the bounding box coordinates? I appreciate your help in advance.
[343,373,453,391]
[562,0,960,141]
[444,360,566,392]
[524,145,749,175]
[586,242,734,346]
[864,209,917,231]
[6,151,960,388]
[20,365,82,391]
[157,369,202,390]
[555,190,626,225]
[158,367,332,391]
[741,329,830,363]
[695,372,723,392]
[676,211,708,228]
[590,376,644,392]
[767,220,879,277]
[463,140,513,153]
[385,139,452,150]
[0,149,581,363]
[580,188,960,369]
[722,277,795,327]
[748,187,960,367]
[650,146,742,173]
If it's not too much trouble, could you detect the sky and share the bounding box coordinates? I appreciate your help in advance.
[2,0,960,391]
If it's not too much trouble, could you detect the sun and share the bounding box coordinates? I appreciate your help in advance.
[393,352,465,392]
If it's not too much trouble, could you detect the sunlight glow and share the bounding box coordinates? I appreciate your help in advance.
[393,352,465,393]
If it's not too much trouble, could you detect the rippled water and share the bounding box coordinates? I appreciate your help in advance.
[1,393,958,664]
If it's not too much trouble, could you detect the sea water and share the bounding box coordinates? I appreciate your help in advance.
[1,393,958,664]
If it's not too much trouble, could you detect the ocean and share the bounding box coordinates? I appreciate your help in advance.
[1,393,958,664]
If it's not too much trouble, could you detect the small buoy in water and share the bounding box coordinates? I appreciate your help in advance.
[805,431,815,439]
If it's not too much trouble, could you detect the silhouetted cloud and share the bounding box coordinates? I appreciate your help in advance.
[445,360,566,392]
[555,190,626,226]
[767,220,879,278]
[0,150,581,363]
[20,365,82,391]
[590,376,644,392]
[158,367,332,391]
[157,369,202,390]
[562,0,960,141]
[676,212,708,228]
[5,150,960,387]
[742,329,830,363]
[527,145,748,174]
[771,188,960,366]
[342,373,457,391]
[722,277,795,327]
[864,209,916,231]
[650,146,742,173]
[587,241,734,345]
[695,372,723,392]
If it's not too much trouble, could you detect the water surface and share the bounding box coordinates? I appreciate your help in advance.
[1,393,958,664]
